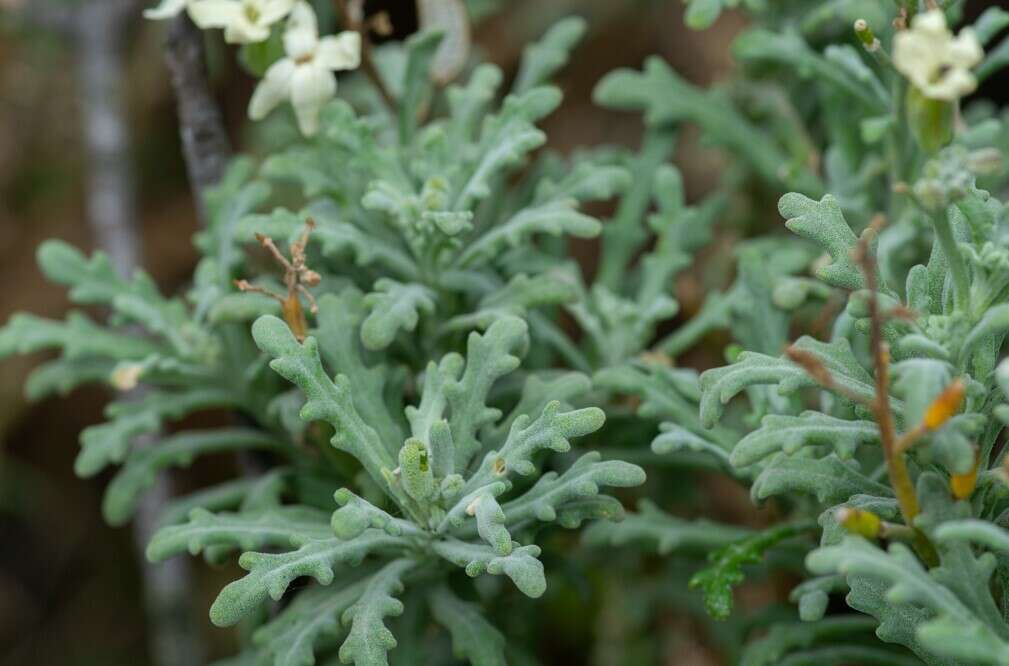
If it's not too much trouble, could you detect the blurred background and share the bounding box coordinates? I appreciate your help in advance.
[0,1,1006,664]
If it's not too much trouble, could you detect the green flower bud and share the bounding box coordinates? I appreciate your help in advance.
[906,86,953,155]
[399,438,436,503]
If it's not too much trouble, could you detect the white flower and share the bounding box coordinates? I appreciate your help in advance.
[143,0,189,20]
[893,9,984,101]
[248,1,361,136]
[187,0,295,44]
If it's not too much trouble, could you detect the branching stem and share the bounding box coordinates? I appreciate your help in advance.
[853,220,938,566]
[334,0,398,114]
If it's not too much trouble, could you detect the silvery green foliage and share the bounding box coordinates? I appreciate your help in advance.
[587,3,1009,664]
[9,1,1009,662]
[0,17,647,666]
[239,18,628,361]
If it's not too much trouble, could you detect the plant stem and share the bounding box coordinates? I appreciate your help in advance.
[334,0,398,114]
[164,13,232,225]
[856,224,938,566]
[930,208,971,314]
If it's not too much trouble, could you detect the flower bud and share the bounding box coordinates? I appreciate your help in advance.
[111,362,144,391]
[836,506,882,538]
[399,438,436,502]
[906,86,954,155]
[853,19,879,51]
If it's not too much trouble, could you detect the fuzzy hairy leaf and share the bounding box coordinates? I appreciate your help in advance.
[313,290,405,457]
[734,30,888,112]
[428,586,507,666]
[77,410,161,478]
[0,312,164,362]
[651,422,733,468]
[699,336,876,428]
[462,401,605,496]
[146,506,332,563]
[779,193,863,290]
[445,272,580,333]
[497,452,643,530]
[444,316,529,469]
[361,279,436,351]
[594,56,823,194]
[77,387,237,477]
[103,429,280,526]
[731,412,878,468]
[750,454,891,505]
[338,559,414,666]
[210,531,404,627]
[808,537,1009,665]
[456,199,601,267]
[472,490,513,555]
[452,86,561,211]
[513,16,586,94]
[23,356,116,400]
[252,578,367,666]
[331,489,418,540]
[252,315,396,490]
[583,499,749,556]
[740,616,915,666]
[36,240,195,354]
[431,540,546,598]
[482,371,590,449]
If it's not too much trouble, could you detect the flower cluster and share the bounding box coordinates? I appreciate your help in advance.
[893,8,983,101]
[147,0,360,135]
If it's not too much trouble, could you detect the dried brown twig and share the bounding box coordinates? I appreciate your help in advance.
[786,214,972,565]
[237,219,321,341]
[851,217,927,546]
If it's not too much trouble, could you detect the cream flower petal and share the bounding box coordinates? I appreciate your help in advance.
[143,0,187,20]
[259,0,295,25]
[290,63,336,136]
[913,9,947,35]
[249,58,297,120]
[224,15,271,43]
[927,70,977,101]
[950,30,984,67]
[316,31,362,71]
[283,1,319,61]
[893,9,983,101]
[188,0,241,28]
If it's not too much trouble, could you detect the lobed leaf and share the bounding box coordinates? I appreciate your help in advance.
[583,499,749,556]
[103,429,280,526]
[146,506,332,563]
[209,531,404,627]
[731,412,878,468]
[252,315,396,490]
[428,586,507,666]
[338,559,414,666]
[499,452,644,530]
[432,539,546,598]
[360,279,436,351]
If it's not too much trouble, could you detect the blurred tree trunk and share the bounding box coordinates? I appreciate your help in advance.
[74,2,204,665]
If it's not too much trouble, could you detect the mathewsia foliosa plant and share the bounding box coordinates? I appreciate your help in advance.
[585,2,1009,664]
[0,6,654,665]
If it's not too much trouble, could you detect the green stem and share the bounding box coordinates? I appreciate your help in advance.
[931,209,970,313]
[886,76,905,222]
